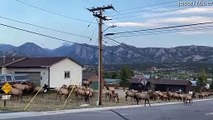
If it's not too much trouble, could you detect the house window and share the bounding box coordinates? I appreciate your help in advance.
[6,76,12,82]
[64,71,70,79]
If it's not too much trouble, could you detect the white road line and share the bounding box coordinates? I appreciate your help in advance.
[206,112,213,115]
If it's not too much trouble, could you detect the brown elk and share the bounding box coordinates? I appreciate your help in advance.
[12,82,35,95]
[125,90,136,101]
[12,83,26,91]
[84,87,94,103]
[33,84,48,98]
[56,84,69,101]
[183,94,193,106]
[75,86,86,100]
[75,86,94,103]
[109,90,119,103]
[10,87,23,102]
[135,92,151,107]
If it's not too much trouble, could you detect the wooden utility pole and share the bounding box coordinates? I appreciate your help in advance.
[88,5,114,105]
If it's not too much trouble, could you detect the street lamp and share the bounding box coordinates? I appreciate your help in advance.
[103,25,116,33]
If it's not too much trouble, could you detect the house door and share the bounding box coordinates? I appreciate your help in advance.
[15,72,41,86]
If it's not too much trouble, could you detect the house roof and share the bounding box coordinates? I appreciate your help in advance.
[0,57,25,67]
[6,57,82,68]
[83,72,98,80]
[130,76,147,83]
[148,79,191,86]
[190,80,197,86]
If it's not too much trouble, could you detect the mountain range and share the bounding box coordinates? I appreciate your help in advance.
[0,42,213,64]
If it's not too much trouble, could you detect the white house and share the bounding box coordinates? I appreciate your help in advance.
[0,57,83,88]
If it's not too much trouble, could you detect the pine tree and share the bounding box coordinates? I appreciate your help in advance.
[197,68,208,91]
[119,66,133,87]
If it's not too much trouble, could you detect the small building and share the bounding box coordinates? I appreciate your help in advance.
[148,79,192,93]
[190,79,212,90]
[0,57,83,88]
[82,72,98,90]
[0,57,25,74]
[129,76,150,91]
[129,76,192,93]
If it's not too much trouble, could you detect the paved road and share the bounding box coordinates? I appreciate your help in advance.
[1,99,213,120]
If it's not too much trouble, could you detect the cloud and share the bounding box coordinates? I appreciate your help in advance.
[110,16,213,28]
[108,6,213,36]
[177,7,213,14]
[108,22,159,28]
[177,31,205,35]
[155,16,213,24]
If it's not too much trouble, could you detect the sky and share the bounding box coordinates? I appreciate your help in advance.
[0,0,213,49]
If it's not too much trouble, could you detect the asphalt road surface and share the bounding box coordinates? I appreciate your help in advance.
[1,99,213,120]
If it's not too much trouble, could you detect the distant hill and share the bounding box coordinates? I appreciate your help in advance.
[0,44,15,51]
[0,42,213,64]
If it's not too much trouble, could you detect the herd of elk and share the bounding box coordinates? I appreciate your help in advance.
[5,81,212,107]
[8,82,48,102]
[55,84,94,103]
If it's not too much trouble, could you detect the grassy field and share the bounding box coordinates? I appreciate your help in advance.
[0,89,166,112]
[0,89,210,112]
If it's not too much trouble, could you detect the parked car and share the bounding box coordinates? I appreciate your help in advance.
[0,74,30,89]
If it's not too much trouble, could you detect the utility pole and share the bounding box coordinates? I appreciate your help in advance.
[88,5,114,106]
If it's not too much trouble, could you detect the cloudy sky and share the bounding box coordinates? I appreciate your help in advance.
[0,0,213,49]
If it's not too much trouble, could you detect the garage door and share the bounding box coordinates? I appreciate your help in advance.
[15,72,41,86]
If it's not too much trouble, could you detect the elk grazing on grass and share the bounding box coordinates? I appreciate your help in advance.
[12,82,35,96]
[56,84,69,101]
[109,90,119,103]
[84,87,94,103]
[75,86,94,103]
[10,87,23,102]
[33,84,48,98]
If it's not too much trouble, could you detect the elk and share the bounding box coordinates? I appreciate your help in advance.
[33,84,48,98]
[108,90,119,103]
[135,92,151,107]
[56,84,69,101]
[183,94,193,106]
[125,90,136,101]
[10,87,23,102]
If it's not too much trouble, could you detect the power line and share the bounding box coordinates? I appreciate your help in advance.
[109,4,177,18]
[15,0,94,23]
[0,16,92,39]
[79,18,95,36]
[111,5,179,21]
[0,22,129,61]
[114,25,213,38]
[106,21,213,35]
[0,22,95,48]
[106,2,178,24]
[0,21,177,69]
[109,0,177,13]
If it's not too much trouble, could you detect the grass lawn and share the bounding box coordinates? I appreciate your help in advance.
[0,90,161,112]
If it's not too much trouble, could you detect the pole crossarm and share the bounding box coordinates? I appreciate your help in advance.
[93,13,111,21]
[87,5,114,12]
